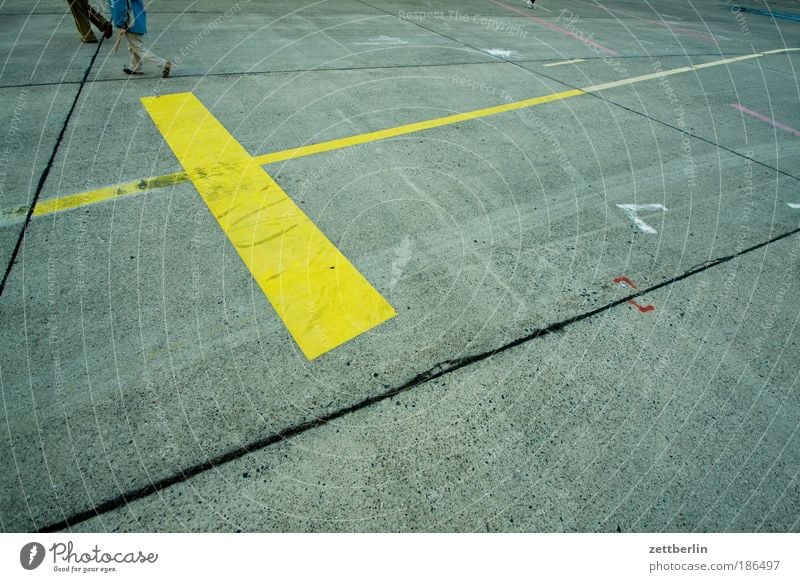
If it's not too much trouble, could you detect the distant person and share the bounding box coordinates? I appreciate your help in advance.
[66,0,112,43]
[108,0,172,77]
[527,0,537,7]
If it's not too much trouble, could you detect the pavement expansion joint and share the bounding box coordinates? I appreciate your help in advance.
[38,224,800,533]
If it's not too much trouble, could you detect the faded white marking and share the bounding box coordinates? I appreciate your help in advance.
[582,52,790,93]
[617,204,668,234]
[354,36,409,46]
[788,203,800,209]
[483,48,519,58]
[388,234,414,291]
[543,58,586,67]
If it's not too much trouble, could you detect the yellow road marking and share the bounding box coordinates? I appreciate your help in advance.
[10,48,797,222]
[31,171,188,217]
[141,93,396,360]
[252,88,585,165]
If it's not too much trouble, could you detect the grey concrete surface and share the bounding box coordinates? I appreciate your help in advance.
[0,0,798,533]
[69,231,800,532]
[0,84,78,267]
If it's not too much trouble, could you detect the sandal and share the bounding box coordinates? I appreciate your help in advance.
[162,62,172,78]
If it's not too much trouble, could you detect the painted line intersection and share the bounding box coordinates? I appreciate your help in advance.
[3,48,798,357]
[142,93,396,360]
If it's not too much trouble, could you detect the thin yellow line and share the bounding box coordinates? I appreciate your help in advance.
[13,47,795,221]
[252,88,585,165]
[141,92,396,360]
[31,172,188,217]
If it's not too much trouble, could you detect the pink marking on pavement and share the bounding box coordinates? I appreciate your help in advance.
[488,0,619,56]
[628,300,655,313]
[731,103,800,136]
[574,0,719,44]
[612,276,638,289]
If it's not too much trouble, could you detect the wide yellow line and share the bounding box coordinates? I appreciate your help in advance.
[14,47,797,221]
[141,92,396,360]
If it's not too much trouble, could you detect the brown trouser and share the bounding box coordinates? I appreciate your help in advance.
[66,0,110,42]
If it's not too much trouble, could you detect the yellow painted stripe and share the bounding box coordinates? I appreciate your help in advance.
[11,47,797,221]
[252,88,585,166]
[141,93,396,360]
[31,172,188,216]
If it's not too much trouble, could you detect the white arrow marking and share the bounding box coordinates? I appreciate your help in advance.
[617,204,668,234]
[788,203,800,209]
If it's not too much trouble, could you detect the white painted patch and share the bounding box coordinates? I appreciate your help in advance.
[483,48,519,58]
[354,36,409,46]
[543,58,586,67]
[788,203,800,209]
[617,204,668,234]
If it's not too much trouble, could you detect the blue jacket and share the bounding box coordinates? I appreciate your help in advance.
[108,0,147,34]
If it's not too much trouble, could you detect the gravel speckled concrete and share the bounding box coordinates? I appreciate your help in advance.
[1,0,798,533]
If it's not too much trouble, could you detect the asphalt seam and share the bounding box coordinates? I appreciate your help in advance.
[20,4,800,532]
[359,0,800,183]
[528,66,800,183]
[4,10,784,26]
[37,222,800,533]
[351,0,800,184]
[0,39,103,298]
[0,52,762,91]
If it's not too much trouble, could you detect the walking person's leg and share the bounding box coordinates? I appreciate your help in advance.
[66,0,96,42]
[124,32,171,77]
[124,32,145,75]
[85,1,113,38]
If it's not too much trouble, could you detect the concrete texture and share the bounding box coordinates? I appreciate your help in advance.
[0,0,798,533]
[70,232,800,532]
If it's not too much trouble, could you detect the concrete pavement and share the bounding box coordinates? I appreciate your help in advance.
[0,0,798,532]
